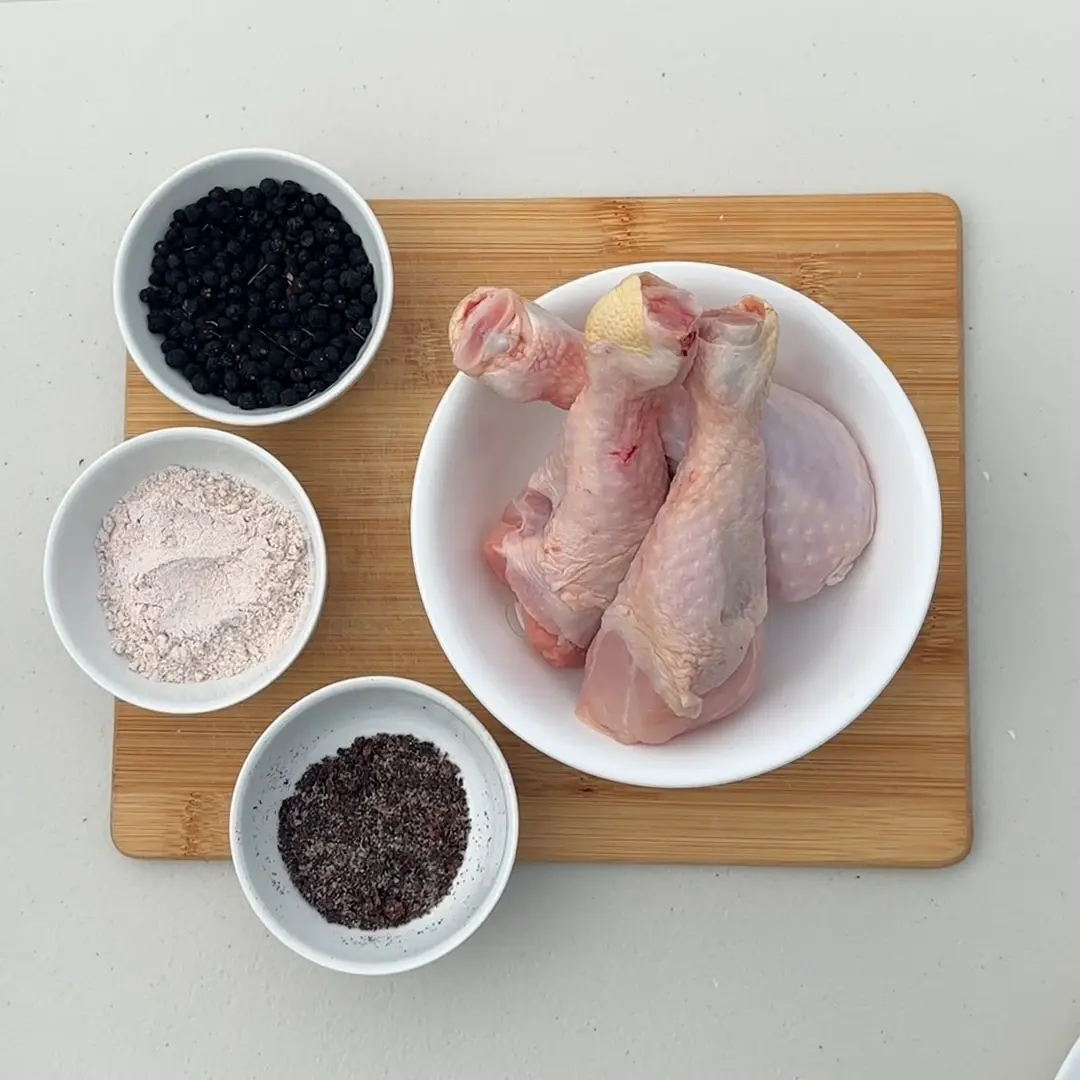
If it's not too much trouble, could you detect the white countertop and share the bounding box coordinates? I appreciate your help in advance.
[2,1,1076,1077]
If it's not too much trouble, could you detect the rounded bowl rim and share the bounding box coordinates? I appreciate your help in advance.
[411,260,943,788]
[228,674,520,975]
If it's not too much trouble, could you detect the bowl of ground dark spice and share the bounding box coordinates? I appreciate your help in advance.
[43,427,327,714]
[114,147,393,425]
[230,676,518,975]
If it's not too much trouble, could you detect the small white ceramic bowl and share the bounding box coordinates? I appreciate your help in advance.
[43,427,327,714]
[230,676,519,975]
[412,261,942,789]
[114,147,393,425]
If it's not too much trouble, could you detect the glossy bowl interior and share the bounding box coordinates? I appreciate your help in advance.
[230,676,519,975]
[114,147,393,426]
[43,427,327,714]
[411,261,942,788]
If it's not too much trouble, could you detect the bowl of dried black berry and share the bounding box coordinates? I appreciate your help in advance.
[230,675,519,974]
[115,148,393,425]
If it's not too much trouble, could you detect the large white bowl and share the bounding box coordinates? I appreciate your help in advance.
[114,147,393,426]
[411,261,942,788]
[230,676,519,975]
[44,427,327,714]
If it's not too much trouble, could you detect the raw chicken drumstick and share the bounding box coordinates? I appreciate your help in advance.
[482,273,702,587]
[449,287,587,409]
[452,286,875,603]
[576,297,778,744]
[494,273,700,667]
[449,273,703,411]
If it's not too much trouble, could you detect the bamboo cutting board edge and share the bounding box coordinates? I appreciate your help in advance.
[111,192,969,866]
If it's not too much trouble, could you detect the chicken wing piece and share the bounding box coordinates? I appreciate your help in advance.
[449,275,700,410]
[576,298,777,744]
[497,273,700,667]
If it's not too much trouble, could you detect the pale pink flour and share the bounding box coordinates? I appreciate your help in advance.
[95,466,312,683]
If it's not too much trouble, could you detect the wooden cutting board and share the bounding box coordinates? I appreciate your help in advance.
[112,193,969,866]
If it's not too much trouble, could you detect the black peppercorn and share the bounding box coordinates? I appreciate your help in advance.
[139,176,375,408]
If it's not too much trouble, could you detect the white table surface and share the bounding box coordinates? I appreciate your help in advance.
[2,1,1077,1077]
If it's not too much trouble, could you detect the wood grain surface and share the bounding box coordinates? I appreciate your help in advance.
[112,193,969,865]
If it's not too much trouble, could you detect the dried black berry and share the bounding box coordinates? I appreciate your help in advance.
[139,176,375,408]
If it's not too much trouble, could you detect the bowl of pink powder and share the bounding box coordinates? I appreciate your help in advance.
[43,427,327,714]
